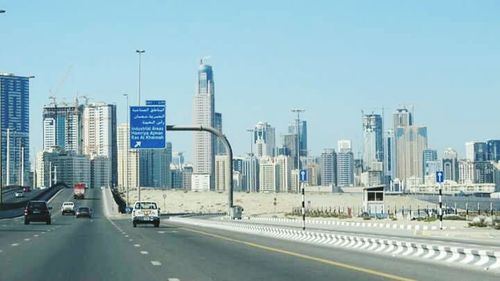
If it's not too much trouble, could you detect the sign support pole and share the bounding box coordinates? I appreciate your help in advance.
[301,182,305,230]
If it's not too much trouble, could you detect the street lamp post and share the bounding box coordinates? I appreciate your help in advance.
[123,93,129,207]
[135,49,145,106]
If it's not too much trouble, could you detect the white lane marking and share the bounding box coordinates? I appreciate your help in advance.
[168,279,180,281]
[129,239,134,242]
[125,235,129,238]
[33,234,39,237]
[24,238,30,241]
[151,261,162,266]
[134,244,141,247]
[158,231,166,234]
[11,243,19,247]
[140,251,149,255]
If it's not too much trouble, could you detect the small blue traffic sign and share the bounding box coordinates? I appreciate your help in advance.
[436,171,444,183]
[300,170,308,182]
[130,104,166,149]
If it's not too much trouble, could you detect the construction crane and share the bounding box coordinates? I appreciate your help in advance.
[48,96,57,106]
[49,65,73,101]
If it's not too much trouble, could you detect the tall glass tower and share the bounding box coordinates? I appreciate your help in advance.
[193,61,215,189]
[0,73,30,186]
[362,113,383,171]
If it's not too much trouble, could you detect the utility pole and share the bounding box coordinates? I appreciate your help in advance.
[123,93,130,207]
[6,128,9,186]
[135,49,145,202]
[20,144,24,186]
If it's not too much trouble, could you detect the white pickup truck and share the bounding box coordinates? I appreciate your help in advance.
[132,201,160,228]
[61,202,75,215]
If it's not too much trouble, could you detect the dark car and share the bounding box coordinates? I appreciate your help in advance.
[24,201,52,225]
[76,207,92,218]
[23,186,31,192]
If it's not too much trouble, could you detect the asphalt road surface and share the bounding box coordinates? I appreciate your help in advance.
[0,188,498,281]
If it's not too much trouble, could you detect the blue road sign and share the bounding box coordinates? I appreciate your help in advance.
[146,100,166,106]
[300,170,308,182]
[130,105,166,149]
[436,171,444,183]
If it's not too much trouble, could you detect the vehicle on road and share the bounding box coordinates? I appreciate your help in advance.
[73,183,86,199]
[15,190,24,198]
[61,202,75,215]
[132,201,160,228]
[23,186,31,192]
[75,206,92,218]
[24,201,52,225]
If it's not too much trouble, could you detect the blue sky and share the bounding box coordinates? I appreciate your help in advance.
[1,0,499,162]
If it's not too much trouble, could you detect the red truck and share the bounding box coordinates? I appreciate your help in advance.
[73,183,86,199]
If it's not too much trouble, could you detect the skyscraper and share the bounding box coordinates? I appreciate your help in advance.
[214,112,225,155]
[275,155,292,192]
[362,113,383,171]
[193,61,215,189]
[465,141,488,162]
[139,148,170,188]
[242,154,259,192]
[117,124,139,191]
[337,140,354,187]
[320,149,337,186]
[43,99,83,153]
[0,73,30,186]
[215,155,228,192]
[282,133,298,169]
[259,156,277,192]
[442,148,459,182]
[82,103,117,187]
[393,108,428,183]
[288,120,307,157]
[423,149,438,177]
[254,122,276,158]
[487,140,500,161]
[384,129,395,182]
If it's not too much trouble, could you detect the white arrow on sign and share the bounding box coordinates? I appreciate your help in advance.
[134,141,142,148]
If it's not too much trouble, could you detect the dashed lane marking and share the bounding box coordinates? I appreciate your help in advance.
[11,243,19,247]
[134,244,141,247]
[151,261,162,266]
[129,239,134,242]
[140,251,149,255]
[33,234,39,237]
[158,231,166,234]
[168,279,180,281]
[24,238,30,241]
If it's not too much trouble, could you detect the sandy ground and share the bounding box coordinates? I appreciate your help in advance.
[123,188,433,217]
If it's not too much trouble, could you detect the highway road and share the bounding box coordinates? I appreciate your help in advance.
[1,188,498,281]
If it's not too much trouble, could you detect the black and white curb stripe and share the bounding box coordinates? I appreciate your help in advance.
[170,217,500,272]
[244,217,457,231]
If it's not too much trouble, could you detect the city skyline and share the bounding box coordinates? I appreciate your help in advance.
[1,1,500,163]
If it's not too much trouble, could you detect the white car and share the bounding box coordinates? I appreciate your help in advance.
[15,191,24,198]
[61,202,75,215]
[132,201,160,228]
